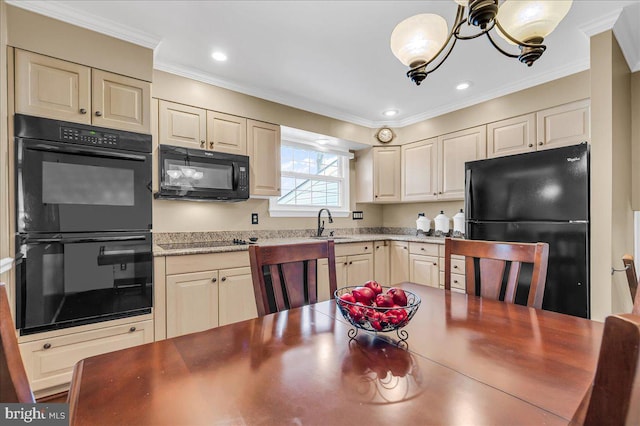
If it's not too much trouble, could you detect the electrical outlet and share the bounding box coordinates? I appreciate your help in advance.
[352,211,364,220]
[251,213,259,224]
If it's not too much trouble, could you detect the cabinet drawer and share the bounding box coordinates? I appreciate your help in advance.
[335,242,373,257]
[409,242,439,256]
[439,271,466,291]
[19,319,153,393]
[439,256,465,273]
[166,251,249,275]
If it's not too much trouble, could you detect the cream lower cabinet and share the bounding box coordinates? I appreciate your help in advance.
[161,251,257,339]
[248,119,281,196]
[373,241,390,286]
[15,49,150,133]
[389,241,409,285]
[19,318,153,397]
[408,242,440,288]
[319,242,373,296]
[438,245,466,293]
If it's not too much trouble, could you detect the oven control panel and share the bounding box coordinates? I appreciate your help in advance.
[61,126,119,146]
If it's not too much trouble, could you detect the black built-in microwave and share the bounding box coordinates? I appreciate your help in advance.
[156,145,250,201]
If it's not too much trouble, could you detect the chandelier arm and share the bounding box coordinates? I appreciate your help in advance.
[485,30,520,59]
[407,5,465,77]
[454,20,494,41]
[494,19,548,50]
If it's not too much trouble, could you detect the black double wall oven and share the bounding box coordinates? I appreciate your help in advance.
[15,114,153,335]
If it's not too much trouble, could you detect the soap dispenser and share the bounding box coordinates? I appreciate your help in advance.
[416,213,431,236]
[434,210,450,237]
[453,209,465,238]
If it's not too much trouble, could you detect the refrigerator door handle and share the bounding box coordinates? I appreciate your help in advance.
[465,169,472,217]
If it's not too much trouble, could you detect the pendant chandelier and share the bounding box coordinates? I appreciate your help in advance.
[390,0,573,85]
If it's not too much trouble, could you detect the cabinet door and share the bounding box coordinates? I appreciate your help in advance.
[389,241,409,285]
[438,125,487,200]
[373,147,401,202]
[218,267,258,326]
[92,69,151,133]
[409,254,439,288]
[19,320,153,394]
[207,111,247,155]
[247,119,281,196]
[336,256,348,288]
[487,113,536,158]
[159,100,207,149]
[166,271,219,338]
[402,138,438,201]
[346,254,374,286]
[15,49,91,124]
[374,242,389,286]
[536,99,590,150]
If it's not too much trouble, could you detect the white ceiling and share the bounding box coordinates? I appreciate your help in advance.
[8,0,640,129]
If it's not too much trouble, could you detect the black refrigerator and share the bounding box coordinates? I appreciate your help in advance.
[465,143,589,318]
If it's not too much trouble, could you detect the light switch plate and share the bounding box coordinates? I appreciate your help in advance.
[352,211,364,220]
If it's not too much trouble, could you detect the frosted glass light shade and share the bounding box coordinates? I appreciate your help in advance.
[390,13,449,66]
[497,0,573,45]
[453,0,468,5]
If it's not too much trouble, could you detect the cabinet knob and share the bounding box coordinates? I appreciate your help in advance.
[79,108,87,114]
[439,191,442,194]
[454,265,458,269]
[364,246,368,250]
[209,142,214,149]
[376,246,380,249]
[454,280,459,284]
[211,277,217,283]
[221,277,226,282]
[433,262,437,266]
[374,195,378,198]
[344,262,348,266]
[200,140,206,148]
[129,326,136,333]
[95,111,102,117]
[43,343,51,350]
[349,261,353,265]
[528,143,533,148]
[421,247,425,251]
[538,141,543,146]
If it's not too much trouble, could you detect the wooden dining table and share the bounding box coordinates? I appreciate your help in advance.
[68,283,603,425]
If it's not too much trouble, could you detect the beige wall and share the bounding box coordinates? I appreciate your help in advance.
[0,0,9,288]
[5,5,152,81]
[590,31,634,320]
[381,201,464,230]
[153,70,372,145]
[632,71,640,209]
[393,71,590,145]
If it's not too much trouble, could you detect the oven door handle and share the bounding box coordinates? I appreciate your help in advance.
[24,235,148,244]
[26,143,148,162]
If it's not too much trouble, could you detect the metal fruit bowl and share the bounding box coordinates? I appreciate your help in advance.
[334,286,421,335]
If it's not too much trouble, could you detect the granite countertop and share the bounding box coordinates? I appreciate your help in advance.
[153,233,447,257]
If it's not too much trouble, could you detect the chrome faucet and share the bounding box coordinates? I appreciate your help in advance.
[317,208,334,237]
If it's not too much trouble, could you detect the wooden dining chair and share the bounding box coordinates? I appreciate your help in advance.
[622,255,640,315]
[570,313,640,425]
[444,237,550,309]
[248,241,338,316]
[0,283,35,403]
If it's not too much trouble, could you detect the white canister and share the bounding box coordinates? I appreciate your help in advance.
[453,209,465,237]
[434,210,450,236]
[416,214,431,233]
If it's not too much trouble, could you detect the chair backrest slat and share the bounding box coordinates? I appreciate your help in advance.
[444,238,549,309]
[249,241,337,316]
[1,283,35,403]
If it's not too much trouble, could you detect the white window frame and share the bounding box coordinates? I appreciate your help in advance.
[269,140,351,218]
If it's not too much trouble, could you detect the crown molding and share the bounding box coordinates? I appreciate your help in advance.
[578,8,624,37]
[5,0,161,49]
[613,3,640,72]
[153,61,377,128]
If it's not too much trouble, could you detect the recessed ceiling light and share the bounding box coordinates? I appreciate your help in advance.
[211,51,228,62]
[383,109,398,117]
[456,81,471,90]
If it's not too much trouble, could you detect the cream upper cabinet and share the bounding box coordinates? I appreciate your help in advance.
[438,125,487,200]
[487,113,536,158]
[218,266,258,326]
[247,119,281,196]
[15,49,150,133]
[374,241,390,286]
[356,147,401,203]
[402,138,438,201]
[166,270,219,338]
[158,100,207,149]
[536,99,590,150]
[92,69,151,133]
[15,49,91,124]
[207,111,247,155]
[389,241,409,285]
